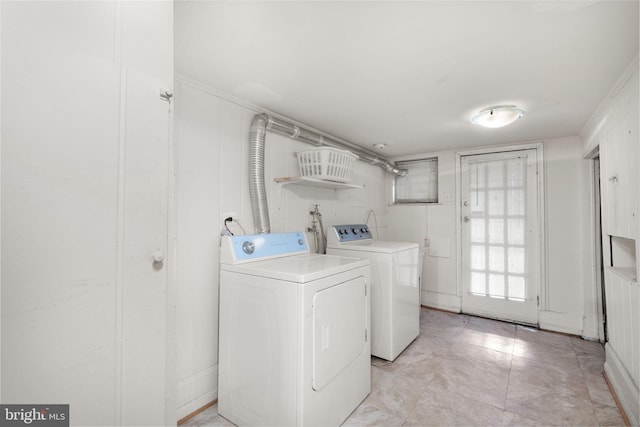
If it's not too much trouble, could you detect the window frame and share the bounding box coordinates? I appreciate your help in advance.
[392,157,439,204]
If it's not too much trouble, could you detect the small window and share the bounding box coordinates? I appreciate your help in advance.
[393,158,438,204]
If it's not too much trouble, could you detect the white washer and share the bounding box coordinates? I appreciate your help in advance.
[218,232,371,426]
[327,224,420,362]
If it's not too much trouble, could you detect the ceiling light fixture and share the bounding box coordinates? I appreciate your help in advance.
[471,105,526,128]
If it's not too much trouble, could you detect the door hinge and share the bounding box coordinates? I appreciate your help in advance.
[365,329,368,342]
[537,295,540,306]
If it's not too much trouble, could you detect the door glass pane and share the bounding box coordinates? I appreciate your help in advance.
[471,272,486,294]
[508,189,525,215]
[507,219,525,245]
[489,274,505,298]
[471,245,486,270]
[471,219,485,243]
[470,190,485,213]
[470,163,485,190]
[487,162,504,188]
[489,246,504,272]
[507,159,525,187]
[488,191,505,215]
[508,247,525,274]
[488,219,504,244]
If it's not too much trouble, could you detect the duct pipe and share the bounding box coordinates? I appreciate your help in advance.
[249,114,271,234]
[248,113,408,234]
[264,115,408,177]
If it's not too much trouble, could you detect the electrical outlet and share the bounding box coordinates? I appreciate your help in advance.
[223,212,238,220]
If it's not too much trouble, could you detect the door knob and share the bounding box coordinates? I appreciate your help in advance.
[463,216,470,222]
[152,251,165,263]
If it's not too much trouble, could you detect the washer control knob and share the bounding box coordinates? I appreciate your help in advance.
[242,241,255,255]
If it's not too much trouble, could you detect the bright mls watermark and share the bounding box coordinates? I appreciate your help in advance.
[0,405,68,427]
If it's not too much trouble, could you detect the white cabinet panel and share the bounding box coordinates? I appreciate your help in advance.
[603,268,640,423]
[2,1,174,425]
[600,109,639,240]
[2,46,121,425]
[120,68,172,427]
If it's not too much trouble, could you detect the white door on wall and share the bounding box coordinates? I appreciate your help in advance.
[460,149,540,324]
[120,68,173,426]
[1,45,173,427]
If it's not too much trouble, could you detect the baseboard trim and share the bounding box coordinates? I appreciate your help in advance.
[421,291,461,312]
[604,372,632,427]
[176,365,218,420]
[604,343,640,426]
[177,400,217,426]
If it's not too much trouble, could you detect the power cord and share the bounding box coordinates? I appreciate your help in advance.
[223,217,248,236]
[224,217,234,236]
[364,209,379,239]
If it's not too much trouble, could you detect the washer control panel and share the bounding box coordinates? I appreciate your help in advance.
[222,232,308,263]
[331,224,372,242]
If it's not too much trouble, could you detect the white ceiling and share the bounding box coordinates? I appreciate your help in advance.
[175,1,639,157]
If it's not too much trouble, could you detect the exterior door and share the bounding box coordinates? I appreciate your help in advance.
[461,149,540,324]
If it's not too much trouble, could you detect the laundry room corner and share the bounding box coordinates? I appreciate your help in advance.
[387,150,460,312]
[173,77,393,419]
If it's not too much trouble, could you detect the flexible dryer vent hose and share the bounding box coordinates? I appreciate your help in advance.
[248,114,271,234]
[248,113,407,234]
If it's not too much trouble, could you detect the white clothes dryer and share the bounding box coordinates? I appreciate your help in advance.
[218,232,371,426]
[327,224,420,362]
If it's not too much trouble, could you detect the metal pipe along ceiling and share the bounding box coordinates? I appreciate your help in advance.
[249,113,407,234]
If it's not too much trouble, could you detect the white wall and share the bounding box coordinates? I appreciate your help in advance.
[1,2,175,425]
[540,137,587,333]
[387,151,459,311]
[580,57,639,426]
[174,78,390,419]
[388,138,589,334]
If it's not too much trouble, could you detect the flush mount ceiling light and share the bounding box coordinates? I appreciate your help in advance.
[471,105,526,128]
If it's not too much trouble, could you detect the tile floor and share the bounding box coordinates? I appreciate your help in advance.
[182,307,626,426]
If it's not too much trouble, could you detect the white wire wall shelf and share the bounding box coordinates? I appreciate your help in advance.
[274,176,364,190]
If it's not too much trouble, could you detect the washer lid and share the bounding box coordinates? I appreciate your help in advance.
[327,239,419,253]
[221,253,369,283]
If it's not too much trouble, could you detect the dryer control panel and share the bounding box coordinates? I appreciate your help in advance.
[220,232,309,264]
[330,224,372,243]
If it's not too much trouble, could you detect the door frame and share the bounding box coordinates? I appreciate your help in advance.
[593,157,606,342]
[455,143,545,321]
[584,146,607,342]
